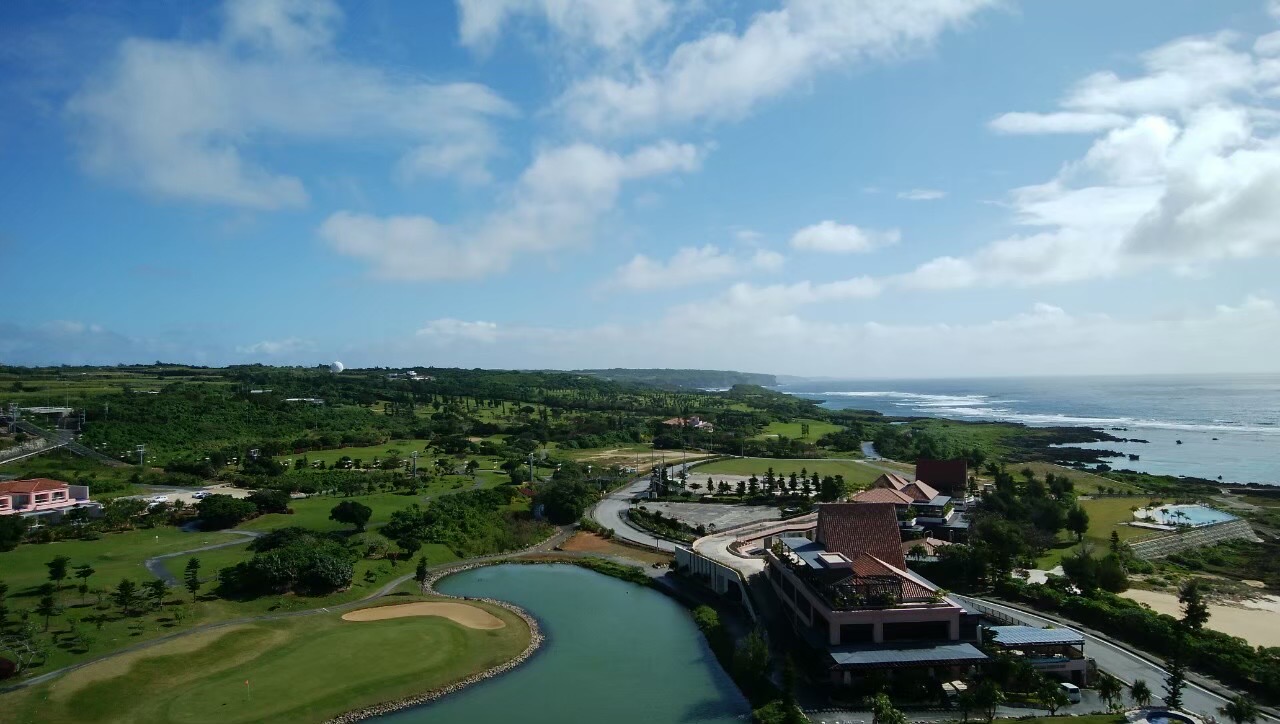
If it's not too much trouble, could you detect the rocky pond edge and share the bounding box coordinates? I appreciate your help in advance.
[323,561,544,724]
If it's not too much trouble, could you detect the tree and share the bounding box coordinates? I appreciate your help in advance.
[1218,695,1260,724]
[1164,655,1187,710]
[184,557,202,600]
[0,515,27,552]
[870,693,908,724]
[196,495,257,530]
[1038,677,1070,715]
[414,556,430,592]
[1066,505,1090,542]
[113,579,141,616]
[534,479,598,524]
[46,555,71,599]
[247,489,290,514]
[143,579,167,610]
[972,679,1005,723]
[1097,553,1129,593]
[1130,679,1152,708]
[732,629,770,690]
[35,591,60,631]
[73,563,96,596]
[329,501,373,532]
[1110,530,1122,554]
[1179,580,1210,632]
[1098,674,1124,713]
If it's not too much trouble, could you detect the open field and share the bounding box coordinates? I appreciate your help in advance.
[999,461,1144,495]
[692,457,886,489]
[752,418,844,441]
[1037,495,1163,567]
[0,369,231,407]
[273,439,429,467]
[558,443,711,470]
[3,599,530,724]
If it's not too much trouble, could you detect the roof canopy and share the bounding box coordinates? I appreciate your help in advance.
[989,625,1085,647]
[828,642,988,670]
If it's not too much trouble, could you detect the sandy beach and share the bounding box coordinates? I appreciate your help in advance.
[1122,589,1280,647]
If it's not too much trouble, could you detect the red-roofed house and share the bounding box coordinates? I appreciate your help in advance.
[864,474,962,536]
[0,478,100,522]
[915,459,969,497]
[763,502,985,686]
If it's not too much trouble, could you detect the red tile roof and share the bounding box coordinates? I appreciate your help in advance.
[899,481,941,503]
[815,503,907,570]
[872,472,913,490]
[851,487,914,505]
[915,459,968,493]
[902,537,953,557]
[844,554,935,599]
[0,478,70,494]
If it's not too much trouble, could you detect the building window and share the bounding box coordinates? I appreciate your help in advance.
[840,624,874,644]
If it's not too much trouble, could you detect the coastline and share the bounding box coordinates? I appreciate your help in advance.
[324,562,545,724]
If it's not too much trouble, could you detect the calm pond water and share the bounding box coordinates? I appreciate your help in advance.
[378,564,750,724]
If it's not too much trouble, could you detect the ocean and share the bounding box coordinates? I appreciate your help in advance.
[777,374,1280,485]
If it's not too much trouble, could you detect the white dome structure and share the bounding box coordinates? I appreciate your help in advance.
[329,361,345,374]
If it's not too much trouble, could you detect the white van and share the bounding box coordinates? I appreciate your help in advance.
[1060,682,1081,704]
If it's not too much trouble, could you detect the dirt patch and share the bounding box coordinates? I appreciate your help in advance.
[341,602,505,629]
[561,532,672,565]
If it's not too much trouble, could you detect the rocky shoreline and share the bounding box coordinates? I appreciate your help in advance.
[324,562,542,724]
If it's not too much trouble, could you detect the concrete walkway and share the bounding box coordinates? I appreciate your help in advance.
[143,530,262,586]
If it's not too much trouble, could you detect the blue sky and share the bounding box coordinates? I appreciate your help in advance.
[3,0,1280,377]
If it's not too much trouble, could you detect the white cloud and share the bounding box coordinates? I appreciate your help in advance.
[899,29,1280,291]
[321,141,704,280]
[789,220,899,253]
[988,111,1130,134]
[457,0,673,53]
[68,0,515,208]
[612,244,783,290]
[235,337,316,357]
[416,319,500,343]
[897,188,947,201]
[557,0,999,135]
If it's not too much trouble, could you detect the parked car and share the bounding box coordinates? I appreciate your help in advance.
[149,495,169,503]
[191,491,210,499]
[1060,682,1081,704]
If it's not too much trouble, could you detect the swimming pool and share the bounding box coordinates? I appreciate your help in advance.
[1137,504,1237,527]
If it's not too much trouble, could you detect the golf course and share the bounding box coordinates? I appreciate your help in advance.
[3,598,531,724]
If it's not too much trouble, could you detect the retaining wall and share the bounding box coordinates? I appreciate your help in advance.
[1129,518,1261,560]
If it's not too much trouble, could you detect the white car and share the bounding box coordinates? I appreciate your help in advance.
[191,491,210,500]
[148,495,169,503]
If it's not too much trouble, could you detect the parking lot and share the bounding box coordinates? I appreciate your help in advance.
[634,501,781,530]
[125,484,252,507]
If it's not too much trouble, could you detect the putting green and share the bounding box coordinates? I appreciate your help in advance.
[5,602,530,724]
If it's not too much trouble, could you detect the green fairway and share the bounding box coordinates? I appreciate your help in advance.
[751,418,843,441]
[4,600,531,724]
[0,527,243,595]
[693,457,885,489]
[236,491,429,533]
[273,439,429,467]
[1037,495,1164,567]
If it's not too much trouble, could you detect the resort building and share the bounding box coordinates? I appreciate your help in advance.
[914,459,969,497]
[0,478,101,522]
[763,503,986,685]
[987,625,1090,685]
[855,474,968,540]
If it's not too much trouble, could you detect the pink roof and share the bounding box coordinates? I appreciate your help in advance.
[872,472,913,490]
[815,502,907,570]
[899,481,941,503]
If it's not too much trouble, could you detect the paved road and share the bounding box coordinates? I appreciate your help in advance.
[955,595,1279,724]
[143,530,262,586]
[591,476,678,552]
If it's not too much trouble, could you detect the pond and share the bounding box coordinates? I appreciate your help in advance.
[378,564,750,724]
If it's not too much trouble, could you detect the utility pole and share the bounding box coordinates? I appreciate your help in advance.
[410,450,419,478]
[527,453,535,485]
[135,444,146,467]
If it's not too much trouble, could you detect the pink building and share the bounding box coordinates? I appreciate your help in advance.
[0,478,100,522]
[763,503,985,686]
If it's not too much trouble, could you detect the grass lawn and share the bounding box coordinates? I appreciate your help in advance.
[0,527,243,596]
[237,491,429,533]
[692,457,885,489]
[1037,495,1165,568]
[273,439,429,467]
[752,418,844,441]
[999,461,1144,495]
[4,598,530,724]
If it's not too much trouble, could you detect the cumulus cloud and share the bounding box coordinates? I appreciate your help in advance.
[346,296,1280,378]
[457,0,673,53]
[897,188,947,201]
[789,221,899,253]
[416,319,500,343]
[898,29,1280,291]
[612,245,783,290]
[557,0,998,135]
[321,141,705,280]
[68,0,515,208]
[235,337,316,357]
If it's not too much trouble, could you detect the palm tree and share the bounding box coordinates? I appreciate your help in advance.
[1130,679,1152,708]
[1218,695,1260,724]
[1098,675,1124,713]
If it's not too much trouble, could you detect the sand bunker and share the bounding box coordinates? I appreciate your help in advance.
[342,602,506,629]
[1123,589,1280,647]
